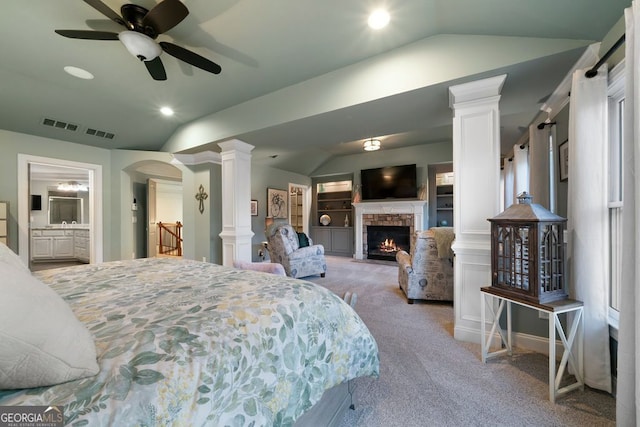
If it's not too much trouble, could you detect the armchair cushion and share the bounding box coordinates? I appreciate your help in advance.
[297,232,310,248]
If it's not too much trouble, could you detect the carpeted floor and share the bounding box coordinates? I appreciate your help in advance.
[307,256,616,427]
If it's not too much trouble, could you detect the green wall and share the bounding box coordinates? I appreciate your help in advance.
[251,164,311,261]
[0,129,221,264]
[0,129,112,256]
[311,141,453,230]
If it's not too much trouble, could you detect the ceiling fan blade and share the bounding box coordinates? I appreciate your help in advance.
[143,0,189,34]
[83,0,126,27]
[144,57,167,81]
[160,42,221,75]
[55,30,119,40]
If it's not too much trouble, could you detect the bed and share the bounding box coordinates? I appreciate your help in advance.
[0,254,379,426]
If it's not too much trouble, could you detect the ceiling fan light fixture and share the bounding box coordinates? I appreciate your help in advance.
[363,139,381,151]
[118,31,162,61]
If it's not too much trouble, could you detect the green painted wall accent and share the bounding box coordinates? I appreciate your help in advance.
[0,129,112,256]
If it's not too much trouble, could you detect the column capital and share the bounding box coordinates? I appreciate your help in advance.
[449,74,507,108]
[218,139,255,155]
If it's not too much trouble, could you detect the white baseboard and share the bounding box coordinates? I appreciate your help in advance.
[457,326,566,360]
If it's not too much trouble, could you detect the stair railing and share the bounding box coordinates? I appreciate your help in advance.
[158,221,183,256]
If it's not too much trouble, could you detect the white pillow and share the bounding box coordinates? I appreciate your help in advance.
[0,242,30,273]
[0,262,99,389]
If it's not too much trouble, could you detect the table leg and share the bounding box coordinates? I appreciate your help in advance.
[481,293,487,362]
[549,313,556,403]
[506,301,512,356]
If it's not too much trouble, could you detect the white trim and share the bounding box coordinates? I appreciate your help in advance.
[607,58,625,316]
[352,200,426,259]
[288,183,310,235]
[171,151,222,166]
[17,154,103,267]
[541,43,602,119]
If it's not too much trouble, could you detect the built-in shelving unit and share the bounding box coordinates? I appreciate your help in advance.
[311,178,353,256]
[290,187,304,232]
[428,163,454,228]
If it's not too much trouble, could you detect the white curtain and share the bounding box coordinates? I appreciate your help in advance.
[528,124,550,209]
[512,143,529,202]
[499,167,505,212]
[617,2,640,424]
[567,65,611,392]
[503,158,514,208]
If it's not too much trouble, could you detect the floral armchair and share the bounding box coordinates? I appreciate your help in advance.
[266,224,327,279]
[396,228,454,304]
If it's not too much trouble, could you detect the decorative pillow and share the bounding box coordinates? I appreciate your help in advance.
[297,232,310,248]
[0,262,99,389]
[0,242,30,273]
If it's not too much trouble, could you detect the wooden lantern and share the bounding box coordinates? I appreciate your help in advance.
[488,192,567,304]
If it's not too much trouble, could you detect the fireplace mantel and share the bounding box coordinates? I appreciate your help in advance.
[352,200,427,259]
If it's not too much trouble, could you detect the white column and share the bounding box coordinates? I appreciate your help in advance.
[218,139,255,266]
[448,75,506,343]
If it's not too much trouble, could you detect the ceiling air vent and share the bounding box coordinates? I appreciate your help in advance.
[86,128,115,140]
[42,117,79,132]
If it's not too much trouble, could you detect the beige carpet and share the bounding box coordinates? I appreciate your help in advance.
[307,256,615,427]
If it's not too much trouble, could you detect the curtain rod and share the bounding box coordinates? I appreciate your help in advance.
[585,34,626,78]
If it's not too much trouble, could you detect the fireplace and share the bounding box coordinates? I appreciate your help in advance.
[367,225,410,261]
[352,200,426,260]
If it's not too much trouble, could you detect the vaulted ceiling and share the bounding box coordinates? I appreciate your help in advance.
[0,0,630,175]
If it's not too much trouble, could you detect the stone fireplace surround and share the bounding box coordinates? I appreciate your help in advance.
[352,200,427,260]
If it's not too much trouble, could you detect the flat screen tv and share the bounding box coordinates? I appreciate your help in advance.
[361,164,417,200]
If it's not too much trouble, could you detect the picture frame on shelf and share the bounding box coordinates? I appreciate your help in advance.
[558,139,568,182]
[267,188,288,219]
[250,200,258,216]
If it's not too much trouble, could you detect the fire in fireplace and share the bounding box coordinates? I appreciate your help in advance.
[366,225,410,261]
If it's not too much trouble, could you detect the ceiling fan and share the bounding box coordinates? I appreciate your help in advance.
[55,0,221,81]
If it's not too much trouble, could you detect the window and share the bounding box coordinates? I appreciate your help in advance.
[607,61,625,325]
[548,131,556,213]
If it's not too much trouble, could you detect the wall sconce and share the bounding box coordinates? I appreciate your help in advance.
[363,139,381,151]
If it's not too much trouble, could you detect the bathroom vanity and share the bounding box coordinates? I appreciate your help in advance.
[31,226,90,263]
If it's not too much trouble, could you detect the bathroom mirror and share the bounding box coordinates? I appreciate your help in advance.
[49,196,83,224]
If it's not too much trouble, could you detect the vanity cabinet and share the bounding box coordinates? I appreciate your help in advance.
[74,229,90,262]
[31,228,89,262]
[53,231,74,258]
[31,231,54,259]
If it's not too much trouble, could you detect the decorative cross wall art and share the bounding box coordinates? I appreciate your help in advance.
[195,184,208,214]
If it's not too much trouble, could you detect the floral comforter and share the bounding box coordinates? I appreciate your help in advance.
[0,258,379,426]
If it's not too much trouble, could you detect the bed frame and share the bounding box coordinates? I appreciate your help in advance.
[295,380,357,427]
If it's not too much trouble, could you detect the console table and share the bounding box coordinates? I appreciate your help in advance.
[480,287,584,403]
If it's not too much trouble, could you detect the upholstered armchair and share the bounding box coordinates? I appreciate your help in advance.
[396,228,454,304]
[266,223,327,278]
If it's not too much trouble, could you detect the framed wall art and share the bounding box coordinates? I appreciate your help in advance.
[558,139,568,182]
[250,200,258,216]
[267,188,288,219]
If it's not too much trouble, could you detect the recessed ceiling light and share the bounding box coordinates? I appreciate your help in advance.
[368,9,390,30]
[64,66,94,80]
[160,106,174,116]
